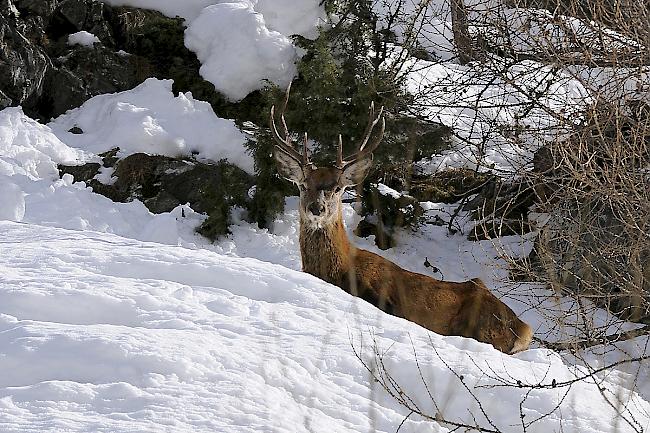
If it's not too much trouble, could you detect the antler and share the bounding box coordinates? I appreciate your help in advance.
[270,82,309,166]
[338,101,385,168]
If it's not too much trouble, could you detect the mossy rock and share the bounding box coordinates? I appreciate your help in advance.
[58,162,101,183]
[60,152,255,240]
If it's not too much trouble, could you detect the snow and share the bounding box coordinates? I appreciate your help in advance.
[49,78,254,174]
[67,31,101,47]
[1,93,648,431]
[1,221,648,433]
[0,107,86,179]
[0,104,209,241]
[184,3,297,101]
[0,179,25,221]
[372,0,456,61]
[375,182,403,199]
[254,0,327,39]
[402,58,591,173]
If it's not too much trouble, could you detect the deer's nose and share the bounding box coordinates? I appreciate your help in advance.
[308,203,325,216]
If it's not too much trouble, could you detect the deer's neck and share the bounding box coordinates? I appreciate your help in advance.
[299,212,353,286]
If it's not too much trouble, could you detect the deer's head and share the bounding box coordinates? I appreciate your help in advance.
[270,84,385,229]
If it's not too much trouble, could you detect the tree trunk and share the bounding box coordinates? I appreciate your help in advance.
[450,0,473,64]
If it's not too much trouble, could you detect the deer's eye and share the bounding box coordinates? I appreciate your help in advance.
[334,186,343,193]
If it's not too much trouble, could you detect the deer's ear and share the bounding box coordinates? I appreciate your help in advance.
[273,148,304,184]
[340,155,373,187]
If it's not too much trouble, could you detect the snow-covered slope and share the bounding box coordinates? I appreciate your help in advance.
[1,221,648,433]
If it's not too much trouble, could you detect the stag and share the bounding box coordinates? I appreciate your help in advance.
[269,85,533,354]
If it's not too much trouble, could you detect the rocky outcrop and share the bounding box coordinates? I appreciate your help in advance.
[1,0,229,120]
[59,151,255,240]
[0,0,51,112]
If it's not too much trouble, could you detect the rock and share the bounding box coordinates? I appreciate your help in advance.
[0,90,10,109]
[58,152,255,240]
[14,0,60,17]
[58,162,101,182]
[47,0,114,45]
[99,148,119,167]
[38,45,140,118]
[0,3,50,109]
[0,0,226,122]
[108,6,227,110]
[57,0,90,32]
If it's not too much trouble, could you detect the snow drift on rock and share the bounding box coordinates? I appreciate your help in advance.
[0,104,208,242]
[184,2,297,101]
[49,78,254,173]
[67,31,101,47]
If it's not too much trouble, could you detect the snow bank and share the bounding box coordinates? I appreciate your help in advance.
[184,2,297,101]
[0,107,85,179]
[0,104,208,242]
[0,221,647,433]
[0,107,87,222]
[0,179,25,221]
[67,31,100,47]
[22,175,207,244]
[49,78,254,173]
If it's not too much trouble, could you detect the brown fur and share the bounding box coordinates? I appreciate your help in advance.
[299,208,533,354]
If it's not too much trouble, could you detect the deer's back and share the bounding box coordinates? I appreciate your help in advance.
[349,248,532,353]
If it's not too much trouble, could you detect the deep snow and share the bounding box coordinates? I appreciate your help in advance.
[1,222,648,433]
[49,79,254,174]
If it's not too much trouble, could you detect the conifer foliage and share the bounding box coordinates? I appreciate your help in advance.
[247,0,449,228]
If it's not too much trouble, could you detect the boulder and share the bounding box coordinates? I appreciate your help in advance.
[59,152,255,240]
[0,2,50,110]
[1,0,228,121]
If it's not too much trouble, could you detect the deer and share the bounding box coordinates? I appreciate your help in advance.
[269,86,533,354]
